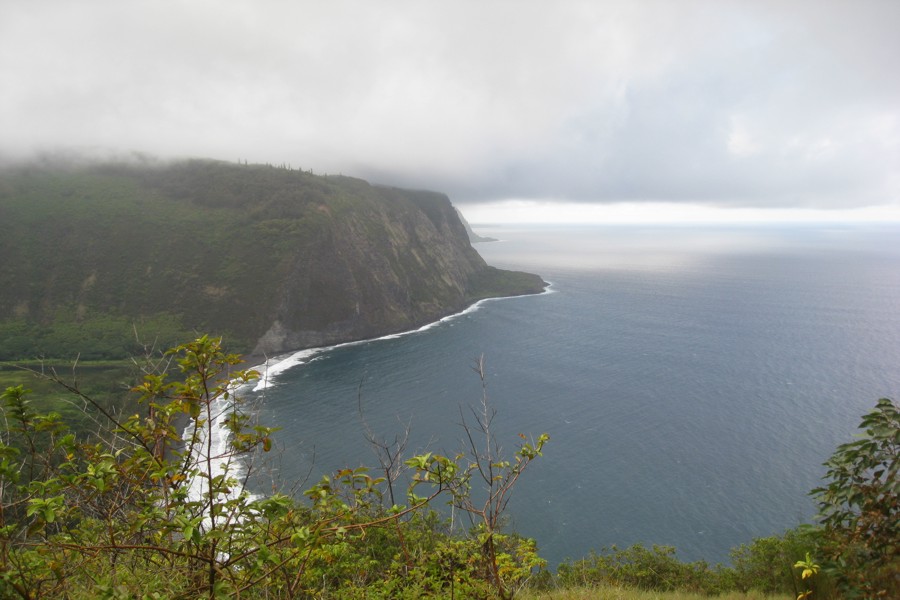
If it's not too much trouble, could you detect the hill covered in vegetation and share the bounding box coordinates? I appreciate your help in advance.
[0,158,545,360]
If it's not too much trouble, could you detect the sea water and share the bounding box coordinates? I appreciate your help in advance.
[242,223,900,566]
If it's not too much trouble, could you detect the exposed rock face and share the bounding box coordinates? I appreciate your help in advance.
[0,159,545,359]
[252,186,531,355]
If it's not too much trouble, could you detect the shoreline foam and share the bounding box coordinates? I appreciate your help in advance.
[249,284,555,392]
[185,283,553,511]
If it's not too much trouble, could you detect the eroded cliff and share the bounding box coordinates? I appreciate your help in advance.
[0,159,545,359]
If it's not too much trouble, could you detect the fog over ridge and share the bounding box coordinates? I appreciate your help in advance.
[2,1,898,214]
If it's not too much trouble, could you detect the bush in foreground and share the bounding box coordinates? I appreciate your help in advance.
[0,336,547,599]
[2,335,895,599]
[813,398,899,598]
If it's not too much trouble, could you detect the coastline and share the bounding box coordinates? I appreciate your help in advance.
[180,281,553,506]
[241,281,553,391]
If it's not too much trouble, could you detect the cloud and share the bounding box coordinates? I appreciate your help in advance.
[1,0,898,209]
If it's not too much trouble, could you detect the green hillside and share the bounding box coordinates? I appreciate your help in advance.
[0,159,544,360]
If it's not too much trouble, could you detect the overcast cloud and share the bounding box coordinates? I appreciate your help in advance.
[2,0,898,211]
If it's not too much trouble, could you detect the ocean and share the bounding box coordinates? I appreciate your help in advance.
[242,223,900,566]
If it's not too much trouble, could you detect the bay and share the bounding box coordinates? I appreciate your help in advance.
[248,223,900,566]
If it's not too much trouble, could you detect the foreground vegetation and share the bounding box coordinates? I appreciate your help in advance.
[519,587,791,600]
[1,337,896,598]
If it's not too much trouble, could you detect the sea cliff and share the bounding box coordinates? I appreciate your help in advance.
[0,158,545,359]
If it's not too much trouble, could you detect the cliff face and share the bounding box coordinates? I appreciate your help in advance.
[255,187,489,354]
[0,159,545,359]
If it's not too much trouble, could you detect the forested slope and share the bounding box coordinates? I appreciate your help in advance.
[0,158,544,359]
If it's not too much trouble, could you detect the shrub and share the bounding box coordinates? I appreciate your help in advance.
[556,543,725,594]
[729,526,830,597]
[812,398,899,598]
[0,336,547,598]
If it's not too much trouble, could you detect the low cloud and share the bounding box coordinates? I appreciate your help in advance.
[1,1,897,210]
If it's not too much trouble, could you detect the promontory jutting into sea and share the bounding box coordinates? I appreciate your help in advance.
[246,221,900,566]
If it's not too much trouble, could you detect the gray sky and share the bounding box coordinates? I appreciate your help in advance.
[2,0,898,216]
